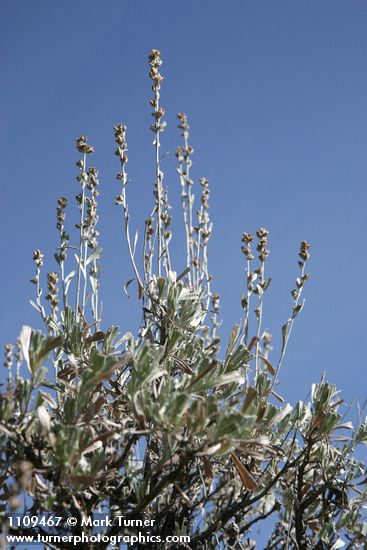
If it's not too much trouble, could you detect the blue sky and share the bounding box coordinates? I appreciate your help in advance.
[1,2,367,414]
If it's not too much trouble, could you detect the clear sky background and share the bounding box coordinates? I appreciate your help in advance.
[1,1,367,415]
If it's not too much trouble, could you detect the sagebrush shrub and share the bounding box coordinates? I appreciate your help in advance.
[1,49,367,550]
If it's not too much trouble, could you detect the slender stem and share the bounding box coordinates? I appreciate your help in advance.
[184,135,195,288]
[81,223,88,314]
[57,219,67,311]
[271,260,306,393]
[35,265,47,325]
[92,255,99,329]
[196,205,204,292]
[75,153,87,318]
[244,258,251,346]
[178,147,192,287]
[155,126,162,277]
[115,125,145,296]
[124,206,144,292]
[255,262,264,379]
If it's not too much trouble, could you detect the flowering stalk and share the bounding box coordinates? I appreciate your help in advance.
[272,241,311,389]
[75,136,94,319]
[196,177,212,303]
[241,232,255,346]
[254,228,270,378]
[87,167,101,326]
[148,49,168,277]
[177,112,194,288]
[31,249,46,323]
[3,343,14,385]
[45,271,59,326]
[211,292,221,339]
[114,124,144,296]
[80,166,100,323]
[55,196,69,310]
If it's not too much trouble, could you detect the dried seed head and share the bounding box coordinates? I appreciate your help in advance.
[212,293,220,313]
[114,125,128,172]
[4,343,14,371]
[148,49,164,92]
[242,233,253,243]
[15,338,23,367]
[241,233,255,261]
[87,167,99,188]
[47,272,58,284]
[114,195,124,206]
[201,184,210,209]
[299,240,311,262]
[33,249,44,267]
[76,135,94,155]
[153,107,165,119]
[262,330,273,353]
[114,124,127,137]
[57,197,68,209]
[148,49,162,66]
[145,217,154,238]
[241,295,248,309]
[46,272,59,308]
[256,228,270,262]
[76,159,85,169]
[177,112,190,134]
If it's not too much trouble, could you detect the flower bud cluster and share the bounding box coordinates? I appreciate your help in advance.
[196,178,212,287]
[3,343,14,372]
[57,196,68,228]
[83,168,100,251]
[290,241,311,315]
[200,177,210,210]
[56,197,69,263]
[262,330,273,356]
[177,111,190,134]
[210,292,221,338]
[241,233,254,261]
[149,50,166,135]
[76,135,94,155]
[33,249,44,267]
[46,271,59,308]
[145,217,154,240]
[299,240,310,263]
[256,227,270,262]
[212,293,220,314]
[114,125,128,167]
[114,124,128,207]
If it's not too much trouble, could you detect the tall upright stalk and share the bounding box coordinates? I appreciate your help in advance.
[56,197,69,310]
[74,142,91,318]
[114,124,144,296]
[148,49,166,278]
[177,113,193,288]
